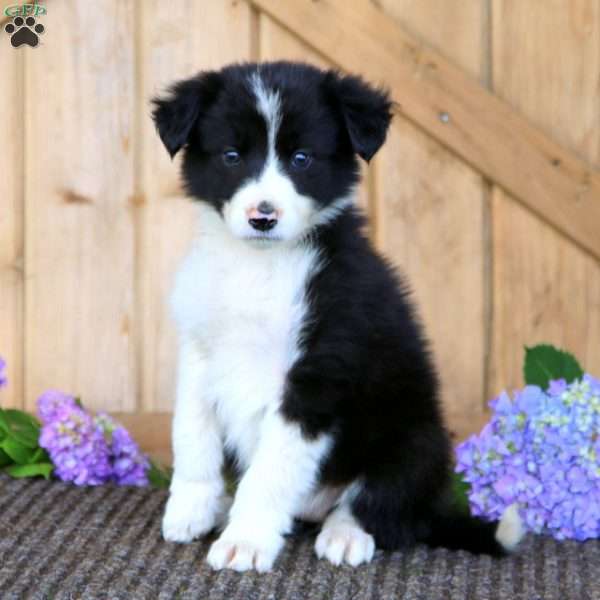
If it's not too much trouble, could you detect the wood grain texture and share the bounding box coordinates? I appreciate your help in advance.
[137,0,254,411]
[259,12,328,66]
[375,1,488,429]
[24,0,136,411]
[113,412,172,466]
[377,0,485,80]
[248,0,600,260]
[490,0,600,396]
[0,48,24,408]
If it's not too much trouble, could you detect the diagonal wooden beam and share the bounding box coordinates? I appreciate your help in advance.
[249,0,600,260]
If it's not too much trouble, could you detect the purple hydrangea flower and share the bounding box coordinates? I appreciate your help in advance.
[456,374,600,541]
[110,426,150,486]
[39,399,112,486]
[95,413,149,486]
[38,396,151,487]
[0,357,7,388]
[37,389,80,421]
[548,379,568,396]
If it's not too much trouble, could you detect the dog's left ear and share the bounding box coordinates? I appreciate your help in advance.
[325,71,393,162]
[152,71,222,158]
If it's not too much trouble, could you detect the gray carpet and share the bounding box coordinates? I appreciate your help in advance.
[0,475,599,600]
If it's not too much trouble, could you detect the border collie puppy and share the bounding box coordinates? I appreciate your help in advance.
[153,61,523,572]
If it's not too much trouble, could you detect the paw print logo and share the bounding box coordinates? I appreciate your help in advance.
[4,16,45,48]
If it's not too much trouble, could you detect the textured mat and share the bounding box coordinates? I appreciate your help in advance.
[0,475,599,600]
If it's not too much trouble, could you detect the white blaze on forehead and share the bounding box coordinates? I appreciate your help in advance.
[220,71,348,243]
[249,72,282,161]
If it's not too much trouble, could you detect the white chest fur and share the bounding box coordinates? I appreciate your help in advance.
[171,206,321,470]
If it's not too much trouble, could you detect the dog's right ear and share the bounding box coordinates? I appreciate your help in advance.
[323,71,393,163]
[152,71,222,158]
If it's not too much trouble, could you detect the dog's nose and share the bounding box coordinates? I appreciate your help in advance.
[249,201,278,232]
[249,216,278,232]
[257,201,276,216]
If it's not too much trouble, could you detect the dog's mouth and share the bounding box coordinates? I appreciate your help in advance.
[243,232,284,243]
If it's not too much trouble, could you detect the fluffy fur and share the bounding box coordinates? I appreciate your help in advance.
[153,61,524,572]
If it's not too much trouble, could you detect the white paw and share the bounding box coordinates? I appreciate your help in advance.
[315,522,375,566]
[207,531,284,572]
[162,478,226,543]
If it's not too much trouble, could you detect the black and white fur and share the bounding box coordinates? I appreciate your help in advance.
[153,61,523,572]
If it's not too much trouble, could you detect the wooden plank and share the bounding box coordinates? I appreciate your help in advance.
[113,412,172,466]
[248,0,600,260]
[378,0,484,80]
[258,13,373,225]
[137,0,255,411]
[24,0,136,412]
[375,1,488,432]
[0,47,24,408]
[490,0,600,395]
[491,195,600,393]
[259,12,329,66]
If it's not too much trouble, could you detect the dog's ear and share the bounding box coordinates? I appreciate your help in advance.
[152,71,222,158]
[325,71,393,162]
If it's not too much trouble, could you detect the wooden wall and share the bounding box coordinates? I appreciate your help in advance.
[1,0,599,443]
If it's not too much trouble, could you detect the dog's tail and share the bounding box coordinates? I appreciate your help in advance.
[423,504,525,556]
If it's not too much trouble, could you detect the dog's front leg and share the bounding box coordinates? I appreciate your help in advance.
[162,339,225,543]
[207,409,330,572]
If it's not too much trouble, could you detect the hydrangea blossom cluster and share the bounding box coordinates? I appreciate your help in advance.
[38,390,150,486]
[456,375,600,541]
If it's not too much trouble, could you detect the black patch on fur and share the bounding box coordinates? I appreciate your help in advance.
[323,71,393,162]
[259,63,362,205]
[421,513,506,555]
[152,72,223,158]
[282,208,505,555]
[181,69,269,212]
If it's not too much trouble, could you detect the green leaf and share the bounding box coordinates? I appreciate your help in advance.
[147,460,172,489]
[5,462,53,479]
[4,409,40,429]
[0,408,40,448]
[30,447,50,464]
[450,471,470,515]
[0,411,10,434]
[523,344,584,390]
[1,437,35,465]
[0,448,12,467]
[4,427,38,449]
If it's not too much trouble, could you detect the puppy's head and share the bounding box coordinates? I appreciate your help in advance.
[153,62,392,244]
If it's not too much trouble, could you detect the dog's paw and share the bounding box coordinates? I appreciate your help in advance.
[315,522,375,566]
[162,478,226,543]
[207,530,284,572]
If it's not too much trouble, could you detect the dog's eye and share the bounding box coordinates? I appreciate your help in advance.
[291,150,312,170]
[222,148,241,166]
